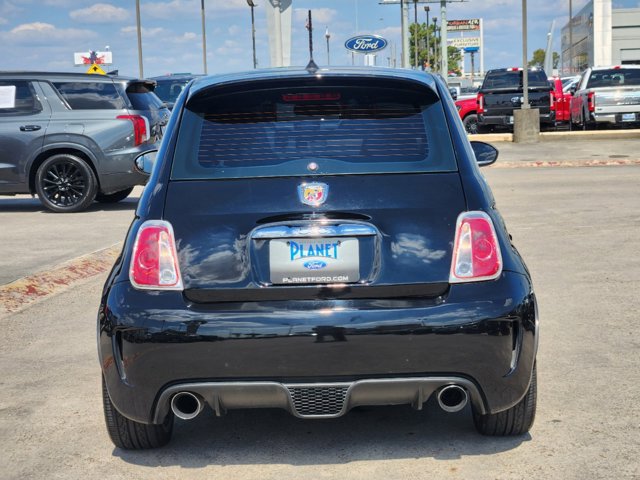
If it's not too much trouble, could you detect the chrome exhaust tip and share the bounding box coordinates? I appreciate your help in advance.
[437,385,469,413]
[170,392,204,420]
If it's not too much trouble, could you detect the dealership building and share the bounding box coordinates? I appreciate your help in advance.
[561,0,640,74]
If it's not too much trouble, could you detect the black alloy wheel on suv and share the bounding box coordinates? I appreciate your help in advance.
[35,153,98,213]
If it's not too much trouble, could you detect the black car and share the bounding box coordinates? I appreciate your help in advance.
[477,67,554,133]
[98,67,538,449]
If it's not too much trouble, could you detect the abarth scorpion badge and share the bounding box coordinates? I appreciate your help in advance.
[298,182,329,207]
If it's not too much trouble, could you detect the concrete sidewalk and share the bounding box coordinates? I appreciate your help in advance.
[474,130,640,167]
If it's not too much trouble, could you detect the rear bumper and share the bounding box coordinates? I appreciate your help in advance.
[98,271,538,424]
[592,111,640,125]
[479,113,554,127]
[153,377,486,422]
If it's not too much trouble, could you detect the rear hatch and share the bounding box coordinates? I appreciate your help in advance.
[164,76,465,298]
[481,69,551,117]
[125,80,170,142]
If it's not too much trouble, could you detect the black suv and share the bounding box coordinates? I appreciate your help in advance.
[477,67,553,133]
[99,67,538,449]
[0,72,170,212]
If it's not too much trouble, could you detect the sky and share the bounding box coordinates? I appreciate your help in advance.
[0,0,638,77]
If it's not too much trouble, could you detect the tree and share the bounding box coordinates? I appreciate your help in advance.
[409,22,462,74]
[528,48,546,67]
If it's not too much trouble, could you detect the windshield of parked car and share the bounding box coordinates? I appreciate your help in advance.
[587,69,640,88]
[171,77,457,179]
[154,80,189,104]
[482,70,549,89]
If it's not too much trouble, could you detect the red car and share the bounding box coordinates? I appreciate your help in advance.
[455,97,478,134]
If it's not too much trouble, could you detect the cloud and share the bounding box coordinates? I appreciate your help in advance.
[70,3,129,24]
[294,8,337,25]
[142,0,248,20]
[215,39,243,56]
[0,17,8,25]
[0,22,97,45]
[120,25,166,38]
[175,31,198,42]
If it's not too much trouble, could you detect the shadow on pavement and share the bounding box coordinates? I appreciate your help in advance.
[0,197,139,213]
[113,402,530,467]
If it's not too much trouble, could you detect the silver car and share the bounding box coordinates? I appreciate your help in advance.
[0,72,170,212]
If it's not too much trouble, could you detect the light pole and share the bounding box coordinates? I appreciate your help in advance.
[424,6,430,69]
[432,17,438,72]
[569,0,573,74]
[201,0,208,74]
[413,0,418,69]
[325,27,331,65]
[135,0,143,78]
[247,0,257,69]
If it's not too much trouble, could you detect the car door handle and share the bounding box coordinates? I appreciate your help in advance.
[20,125,42,132]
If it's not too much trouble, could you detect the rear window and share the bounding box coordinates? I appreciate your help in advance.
[482,70,549,89]
[52,81,125,109]
[126,83,165,110]
[154,80,190,104]
[587,69,640,88]
[172,78,457,179]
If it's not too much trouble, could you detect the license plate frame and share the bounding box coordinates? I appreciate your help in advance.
[269,237,360,285]
[621,113,636,122]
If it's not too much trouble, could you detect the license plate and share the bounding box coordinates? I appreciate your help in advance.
[269,238,359,284]
[507,116,514,124]
[622,113,636,122]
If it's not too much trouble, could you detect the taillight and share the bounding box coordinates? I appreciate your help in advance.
[117,114,150,146]
[450,211,502,283]
[477,93,484,114]
[129,220,183,290]
[550,91,556,111]
[587,92,596,112]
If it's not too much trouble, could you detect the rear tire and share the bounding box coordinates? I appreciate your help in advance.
[473,364,537,436]
[96,187,134,203]
[463,114,479,135]
[102,376,173,449]
[35,154,97,213]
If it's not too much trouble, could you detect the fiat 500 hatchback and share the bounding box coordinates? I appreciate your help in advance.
[98,67,538,449]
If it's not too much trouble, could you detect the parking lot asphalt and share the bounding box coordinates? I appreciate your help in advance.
[0,165,638,479]
[1,135,638,293]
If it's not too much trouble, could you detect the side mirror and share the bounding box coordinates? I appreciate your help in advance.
[134,150,158,175]
[470,141,498,167]
[449,87,458,101]
[569,85,577,95]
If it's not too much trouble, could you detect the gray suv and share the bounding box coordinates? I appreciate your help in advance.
[0,72,170,212]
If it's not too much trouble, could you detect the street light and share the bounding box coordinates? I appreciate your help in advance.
[325,27,331,65]
[201,0,208,74]
[432,17,438,72]
[424,6,430,69]
[247,0,257,69]
[135,0,143,77]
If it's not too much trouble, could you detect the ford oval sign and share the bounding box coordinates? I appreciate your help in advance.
[344,35,388,53]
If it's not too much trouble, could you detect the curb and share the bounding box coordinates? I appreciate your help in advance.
[0,244,120,318]
[469,129,640,143]
[492,158,640,169]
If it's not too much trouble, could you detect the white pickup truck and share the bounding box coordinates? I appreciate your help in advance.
[569,65,640,129]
